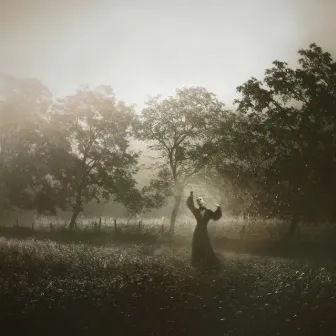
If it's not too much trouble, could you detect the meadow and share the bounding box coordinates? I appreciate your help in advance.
[4,213,336,243]
[0,239,335,334]
[2,214,336,259]
[1,216,336,335]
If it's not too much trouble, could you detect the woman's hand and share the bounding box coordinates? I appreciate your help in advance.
[215,204,220,207]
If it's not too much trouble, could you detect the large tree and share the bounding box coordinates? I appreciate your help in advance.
[47,85,140,230]
[0,73,54,217]
[225,43,336,238]
[134,87,233,239]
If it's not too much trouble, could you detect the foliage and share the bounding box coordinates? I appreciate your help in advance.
[0,73,54,217]
[134,87,234,236]
[213,44,336,224]
[46,85,140,229]
[135,87,231,187]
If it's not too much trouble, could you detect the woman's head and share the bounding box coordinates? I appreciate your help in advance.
[196,196,205,207]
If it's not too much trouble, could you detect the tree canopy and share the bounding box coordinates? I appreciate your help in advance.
[0,73,54,217]
[134,86,234,237]
[209,43,336,237]
[1,43,336,239]
[46,85,141,229]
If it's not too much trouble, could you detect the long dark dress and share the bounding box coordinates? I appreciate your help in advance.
[186,194,222,269]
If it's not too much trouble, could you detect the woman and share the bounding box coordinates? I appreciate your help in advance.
[186,191,222,269]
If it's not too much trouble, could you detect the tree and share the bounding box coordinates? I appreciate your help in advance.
[229,43,336,239]
[47,85,140,230]
[0,73,54,218]
[134,87,233,239]
[190,110,259,217]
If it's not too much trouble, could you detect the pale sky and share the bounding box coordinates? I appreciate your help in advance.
[1,0,335,111]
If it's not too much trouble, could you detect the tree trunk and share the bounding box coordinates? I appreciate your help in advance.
[169,194,183,242]
[68,188,83,231]
[282,215,299,241]
[69,208,81,231]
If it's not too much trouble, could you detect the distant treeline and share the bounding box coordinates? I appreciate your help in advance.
[1,43,335,240]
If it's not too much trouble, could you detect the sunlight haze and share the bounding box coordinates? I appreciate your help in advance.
[0,0,335,110]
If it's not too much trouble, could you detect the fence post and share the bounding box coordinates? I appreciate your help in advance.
[99,217,102,232]
[138,220,141,232]
[114,219,117,235]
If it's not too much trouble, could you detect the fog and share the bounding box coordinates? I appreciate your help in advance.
[1,0,335,110]
[1,0,336,222]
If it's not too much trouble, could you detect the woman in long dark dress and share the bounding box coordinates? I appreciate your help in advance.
[186,191,222,269]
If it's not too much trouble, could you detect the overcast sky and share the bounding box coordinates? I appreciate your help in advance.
[0,0,335,110]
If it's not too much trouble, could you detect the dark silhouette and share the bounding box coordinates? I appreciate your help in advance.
[186,191,222,269]
[217,43,336,239]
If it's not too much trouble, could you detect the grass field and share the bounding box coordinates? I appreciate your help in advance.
[5,213,336,243]
[0,237,335,335]
[2,215,336,261]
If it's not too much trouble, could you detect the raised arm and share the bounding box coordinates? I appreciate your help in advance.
[210,205,222,221]
[186,192,197,217]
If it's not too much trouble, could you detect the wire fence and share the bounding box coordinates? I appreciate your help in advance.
[2,213,336,243]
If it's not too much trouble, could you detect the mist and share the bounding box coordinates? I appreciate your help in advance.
[1,0,335,110]
[1,1,336,335]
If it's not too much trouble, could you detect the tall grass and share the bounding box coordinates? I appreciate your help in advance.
[2,213,336,258]
[3,213,335,243]
[0,237,336,335]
